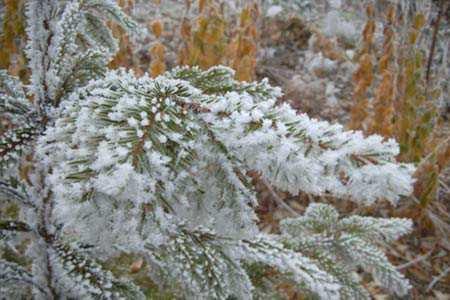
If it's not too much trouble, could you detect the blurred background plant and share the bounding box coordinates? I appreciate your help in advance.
[0,0,27,80]
[348,3,449,225]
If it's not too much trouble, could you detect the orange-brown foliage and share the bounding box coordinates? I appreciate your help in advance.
[0,0,27,79]
[151,20,164,38]
[369,6,396,136]
[178,0,258,81]
[227,3,259,81]
[109,1,136,71]
[351,7,447,208]
[349,4,376,131]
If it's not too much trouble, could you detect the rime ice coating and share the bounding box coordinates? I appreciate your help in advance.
[36,66,414,299]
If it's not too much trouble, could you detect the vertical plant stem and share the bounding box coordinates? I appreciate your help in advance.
[425,0,445,85]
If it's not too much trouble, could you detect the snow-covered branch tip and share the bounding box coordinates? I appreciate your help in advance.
[280,203,413,298]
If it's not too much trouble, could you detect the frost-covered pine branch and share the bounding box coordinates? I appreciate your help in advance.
[34,65,413,298]
[2,0,141,299]
[1,0,416,299]
[25,0,136,111]
[280,203,413,298]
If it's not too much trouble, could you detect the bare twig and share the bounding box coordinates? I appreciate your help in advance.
[260,178,299,217]
[426,266,450,292]
[396,249,433,270]
[439,178,450,194]
[416,137,450,170]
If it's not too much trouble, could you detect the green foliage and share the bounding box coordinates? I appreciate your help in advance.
[280,203,413,298]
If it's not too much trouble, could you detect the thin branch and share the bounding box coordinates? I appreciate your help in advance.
[439,179,450,194]
[426,266,450,292]
[415,137,449,170]
[0,220,32,232]
[0,180,35,208]
[425,0,446,85]
[396,249,432,270]
[260,177,299,217]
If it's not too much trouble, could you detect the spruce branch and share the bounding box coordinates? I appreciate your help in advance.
[0,220,32,232]
[51,241,144,299]
[280,203,413,297]
[0,179,35,207]
[0,124,39,169]
[0,259,51,297]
